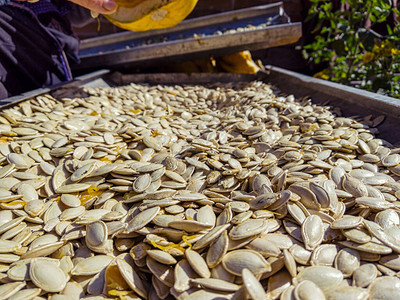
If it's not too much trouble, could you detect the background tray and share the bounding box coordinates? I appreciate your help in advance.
[1,67,399,144]
[75,3,301,71]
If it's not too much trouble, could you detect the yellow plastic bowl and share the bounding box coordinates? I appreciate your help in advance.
[105,0,198,31]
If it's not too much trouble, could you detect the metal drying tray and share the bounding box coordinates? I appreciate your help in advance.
[1,67,399,144]
[74,3,301,71]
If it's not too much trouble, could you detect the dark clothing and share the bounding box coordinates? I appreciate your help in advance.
[17,0,72,16]
[0,1,83,99]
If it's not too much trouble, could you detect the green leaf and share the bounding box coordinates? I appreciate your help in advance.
[330,39,347,56]
[321,27,329,34]
[372,77,391,91]
[392,74,400,81]
[311,19,324,34]
[386,25,393,35]
[369,14,377,22]
[337,23,349,32]
[304,12,317,23]
[358,29,378,50]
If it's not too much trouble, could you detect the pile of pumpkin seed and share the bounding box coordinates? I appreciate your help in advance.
[0,80,399,300]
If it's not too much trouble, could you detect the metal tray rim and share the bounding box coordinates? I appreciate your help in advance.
[80,2,285,50]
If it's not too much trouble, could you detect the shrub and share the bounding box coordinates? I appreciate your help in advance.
[303,0,400,98]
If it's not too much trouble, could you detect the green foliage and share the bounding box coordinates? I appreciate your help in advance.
[303,0,400,99]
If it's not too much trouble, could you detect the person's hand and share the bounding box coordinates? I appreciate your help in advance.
[68,0,117,14]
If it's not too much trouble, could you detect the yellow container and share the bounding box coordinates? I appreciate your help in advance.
[105,0,198,31]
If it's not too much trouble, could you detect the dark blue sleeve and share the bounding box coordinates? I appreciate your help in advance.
[0,0,11,6]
